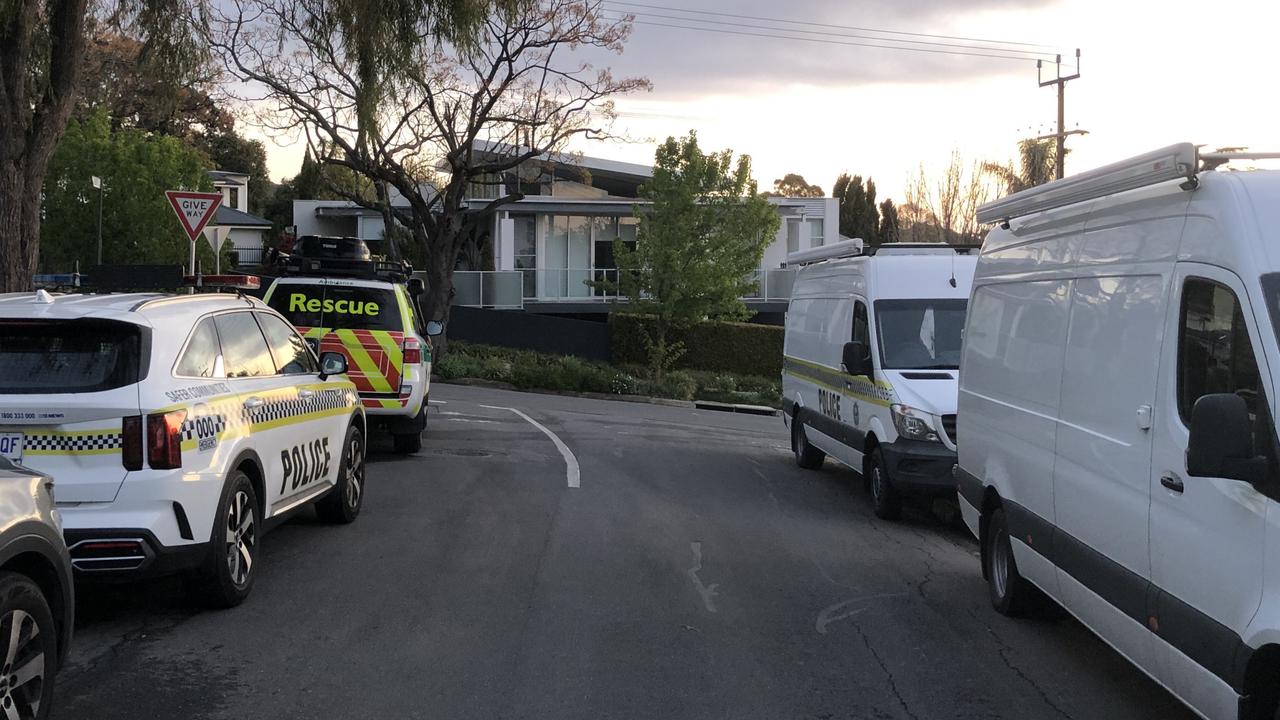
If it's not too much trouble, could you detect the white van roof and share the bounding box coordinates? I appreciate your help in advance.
[792,253,977,301]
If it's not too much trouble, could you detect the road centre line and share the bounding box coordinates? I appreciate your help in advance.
[480,405,580,488]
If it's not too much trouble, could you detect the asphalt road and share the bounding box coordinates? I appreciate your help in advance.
[55,384,1197,720]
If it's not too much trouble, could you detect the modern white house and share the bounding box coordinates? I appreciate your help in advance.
[291,143,838,314]
[208,170,272,264]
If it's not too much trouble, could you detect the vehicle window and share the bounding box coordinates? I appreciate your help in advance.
[852,301,869,347]
[874,299,968,369]
[255,312,318,375]
[1177,278,1264,423]
[268,284,401,331]
[0,319,141,394]
[213,312,277,378]
[175,318,221,378]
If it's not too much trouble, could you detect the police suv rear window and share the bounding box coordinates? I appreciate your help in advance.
[269,285,400,331]
[0,320,142,394]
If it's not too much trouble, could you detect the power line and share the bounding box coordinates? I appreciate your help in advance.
[610,16,1055,63]
[603,0,1062,51]
[612,8,1059,59]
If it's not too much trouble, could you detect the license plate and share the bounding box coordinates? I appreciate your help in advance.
[0,433,22,463]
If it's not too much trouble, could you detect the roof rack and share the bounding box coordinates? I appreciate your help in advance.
[784,238,865,266]
[865,243,980,256]
[276,235,412,282]
[976,143,1198,225]
[1200,150,1280,171]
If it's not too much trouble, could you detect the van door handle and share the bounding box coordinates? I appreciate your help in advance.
[1160,475,1185,493]
[298,389,314,400]
[243,396,264,410]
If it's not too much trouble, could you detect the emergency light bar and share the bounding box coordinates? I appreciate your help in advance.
[33,267,259,292]
[183,274,260,290]
[33,273,83,289]
[976,142,1199,225]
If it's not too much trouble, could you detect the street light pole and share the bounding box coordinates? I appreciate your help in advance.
[91,176,103,264]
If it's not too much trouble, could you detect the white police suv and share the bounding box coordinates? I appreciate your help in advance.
[0,283,365,607]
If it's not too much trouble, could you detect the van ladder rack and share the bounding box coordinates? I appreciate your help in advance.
[976,143,1198,225]
[1200,150,1280,171]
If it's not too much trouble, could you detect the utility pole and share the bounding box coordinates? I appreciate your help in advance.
[91,176,104,264]
[1037,49,1085,180]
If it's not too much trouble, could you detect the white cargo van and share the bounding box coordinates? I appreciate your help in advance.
[783,241,977,519]
[958,143,1280,720]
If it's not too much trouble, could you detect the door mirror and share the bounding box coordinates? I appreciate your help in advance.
[424,320,443,337]
[842,341,872,377]
[318,351,348,380]
[1187,393,1267,483]
[407,277,425,297]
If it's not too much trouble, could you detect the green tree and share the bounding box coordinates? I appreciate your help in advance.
[879,199,900,244]
[832,173,880,244]
[768,173,823,198]
[607,132,781,380]
[984,138,1058,195]
[40,108,221,271]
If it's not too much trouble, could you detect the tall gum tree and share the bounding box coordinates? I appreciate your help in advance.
[210,0,649,346]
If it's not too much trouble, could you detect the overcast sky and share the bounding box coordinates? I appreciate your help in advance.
[252,0,1280,201]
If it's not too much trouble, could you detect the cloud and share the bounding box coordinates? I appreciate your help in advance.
[584,0,1064,96]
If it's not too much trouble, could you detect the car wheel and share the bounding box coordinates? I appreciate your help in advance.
[194,470,258,609]
[984,507,1033,616]
[317,424,365,524]
[392,407,424,454]
[792,416,825,470]
[0,572,56,720]
[868,449,902,520]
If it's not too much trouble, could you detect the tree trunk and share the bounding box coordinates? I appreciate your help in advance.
[419,223,460,359]
[0,171,41,292]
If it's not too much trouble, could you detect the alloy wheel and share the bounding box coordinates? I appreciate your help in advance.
[225,490,256,588]
[0,609,44,720]
[992,529,1010,601]
[345,433,364,509]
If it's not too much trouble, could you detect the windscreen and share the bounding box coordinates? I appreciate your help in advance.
[0,319,142,394]
[875,299,968,370]
[269,284,400,331]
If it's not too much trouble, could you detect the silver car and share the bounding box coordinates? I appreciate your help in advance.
[0,457,74,720]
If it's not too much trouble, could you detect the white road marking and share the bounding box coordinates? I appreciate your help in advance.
[428,400,448,405]
[686,542,719,613]
[815,594,907,635]
[480,405,580,488]
[447,418,499,425]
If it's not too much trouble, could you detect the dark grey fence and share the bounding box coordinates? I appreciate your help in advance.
[446,306,611,362]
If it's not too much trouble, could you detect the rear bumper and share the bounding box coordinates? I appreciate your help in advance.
[880,440,957,497]
[64,528,208,579]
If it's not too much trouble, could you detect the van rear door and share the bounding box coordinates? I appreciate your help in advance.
[0,319,143,502]
[267,282,404,406]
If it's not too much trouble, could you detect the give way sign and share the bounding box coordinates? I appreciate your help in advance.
[165,190,223,242]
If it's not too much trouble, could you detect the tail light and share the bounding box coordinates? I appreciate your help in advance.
[147,409,186,469]
[121,415,143,470]
[403,337,422,364]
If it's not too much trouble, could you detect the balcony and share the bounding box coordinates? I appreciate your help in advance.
[445,268,796,310]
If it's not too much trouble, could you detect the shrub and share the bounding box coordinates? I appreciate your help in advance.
[610,314,783,377]
[480,357,514,383]
[435,353,485,381]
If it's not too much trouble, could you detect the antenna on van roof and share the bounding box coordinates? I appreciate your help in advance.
[949,253,957,288]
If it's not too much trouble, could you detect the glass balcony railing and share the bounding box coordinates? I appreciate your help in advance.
[446,268,797,308]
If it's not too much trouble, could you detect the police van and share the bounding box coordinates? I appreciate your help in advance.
[264,237,439,454]
[782,240,978,519]
[0,272,366,607]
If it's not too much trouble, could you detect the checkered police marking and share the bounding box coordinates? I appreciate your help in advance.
[24,431,122,454]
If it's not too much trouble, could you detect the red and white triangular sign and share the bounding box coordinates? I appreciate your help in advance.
[165,191,223,242]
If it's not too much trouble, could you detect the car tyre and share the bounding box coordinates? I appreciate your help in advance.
[0,572,57,720]
[392,407,424,454]
[984,507,1034,616]
[868,448,902,520]
[317,424,365,524]
[792,416,825,470]
[193,470,258,609]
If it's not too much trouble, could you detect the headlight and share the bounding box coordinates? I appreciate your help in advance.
[891,404,940,443]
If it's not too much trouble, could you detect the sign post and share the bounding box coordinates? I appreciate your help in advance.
[165,191,223,275]
[202,226,230,274]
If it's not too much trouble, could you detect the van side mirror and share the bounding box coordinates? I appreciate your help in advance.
[318,351,348,380]
[1187,393,1267,484]
[407,278,425,297]
[424,320,443,337]
[842,341,872,377]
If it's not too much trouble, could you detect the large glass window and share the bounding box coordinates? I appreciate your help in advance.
[1178,279,1263,422]
[807,218,824,248]
[214,312,277,378]
[512,214,537,299]
[256,312,319,375]
[175,318,221,378]
[875,299,968,369]
[786,219,801,254]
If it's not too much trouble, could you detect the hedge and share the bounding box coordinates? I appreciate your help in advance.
[609,314,783,377]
